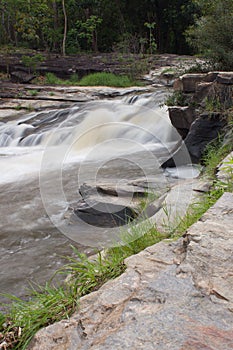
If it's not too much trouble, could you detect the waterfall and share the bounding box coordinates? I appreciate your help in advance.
[0,91,185,184]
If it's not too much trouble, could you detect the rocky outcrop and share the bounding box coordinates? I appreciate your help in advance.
[168,106,196,138]
[184,112,227,163]
[173,72,208,93]
[173,72,233,107]
[165,71,233,166]
[28,192,233,350]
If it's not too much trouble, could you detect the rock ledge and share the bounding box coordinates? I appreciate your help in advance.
[29,192,233,350]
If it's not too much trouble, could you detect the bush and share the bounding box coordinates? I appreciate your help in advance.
[186,0,233,70]
[44,73,79,85]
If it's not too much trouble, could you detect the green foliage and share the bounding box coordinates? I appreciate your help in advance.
[21,54,44,74]
[45,72,64,85]
[61,248,126,297]
[204,96,222,112]
[1,284,77,350]
[75,15,102,51]
[0,0,200,54]
[144,22,157,55]
[173,187,224,237]
[202,138,232,178]
[166,91,188,106]
[218,157,233,192]
[186,0,233,70]
[0,312,5,330]
[44,73,79,86]
[44,72,136,87]
[78,72,136,87]
[29,90,38,97]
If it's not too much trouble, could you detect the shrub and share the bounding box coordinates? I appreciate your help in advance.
[186,0,233,70]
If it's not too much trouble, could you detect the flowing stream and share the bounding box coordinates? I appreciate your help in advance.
[0,89,193,302]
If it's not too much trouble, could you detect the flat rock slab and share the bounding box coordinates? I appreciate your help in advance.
[29,192,233,350]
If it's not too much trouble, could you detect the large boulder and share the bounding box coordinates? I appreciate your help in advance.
[162,112,227,167]
[184,112,227,163]
[168,106,196,139]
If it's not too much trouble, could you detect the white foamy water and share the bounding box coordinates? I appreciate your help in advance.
[0,95,181,184]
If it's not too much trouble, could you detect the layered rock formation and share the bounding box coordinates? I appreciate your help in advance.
[29,192,233,350]
[164,72,233,167]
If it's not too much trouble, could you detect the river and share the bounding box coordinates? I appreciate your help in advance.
[0,88,193,302]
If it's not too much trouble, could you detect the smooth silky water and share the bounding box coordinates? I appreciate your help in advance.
[0,90,194,301]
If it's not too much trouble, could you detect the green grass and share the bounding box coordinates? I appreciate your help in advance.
[29,89,38,97]
[1,284,77,349]
[44,72,137,87]
[78,72,136,87]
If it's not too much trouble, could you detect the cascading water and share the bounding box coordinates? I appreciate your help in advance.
[0,90,194,301]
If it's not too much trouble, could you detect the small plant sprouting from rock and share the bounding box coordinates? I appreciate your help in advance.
[204,96,222,112]
[29,89,38,97]
[166,90,188,106]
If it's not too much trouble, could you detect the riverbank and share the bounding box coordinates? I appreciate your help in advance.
[0,55,233,349]
[29,189,233,350]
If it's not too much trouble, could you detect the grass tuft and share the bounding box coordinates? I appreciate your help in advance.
[1,284,78,349]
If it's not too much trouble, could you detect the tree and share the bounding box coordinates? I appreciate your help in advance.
[186,0,233,69]
[62,0,67,55]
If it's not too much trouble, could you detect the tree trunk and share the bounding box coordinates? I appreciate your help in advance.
[62,0,67,56]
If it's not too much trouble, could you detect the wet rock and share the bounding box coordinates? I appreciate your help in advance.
[184,112,227,163]
[29,192,233,350]
[79,182,147,199]
[67,182,149,228]
[168,106,196,138]
[71,199,138,228]
[163,112,227,166]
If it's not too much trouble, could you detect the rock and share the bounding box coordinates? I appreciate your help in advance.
[217,151,233,183]
[71,199,137,227]
[67,182,150,228]
[184,112,227,163]
[174,73,208,93]
[29,192,233,350]
[79,182,147,199]
[195,81,213,103]
[163,112,227,167]
[168,106,196,138]
[216,72,233,85]
[10,71,35,84]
